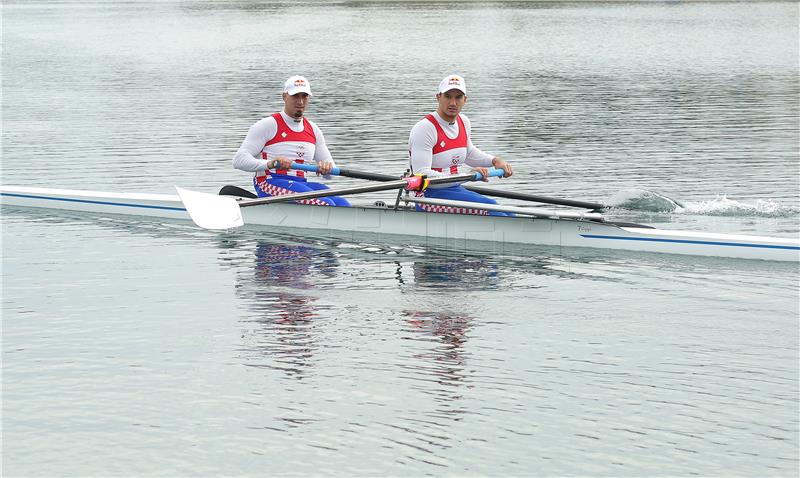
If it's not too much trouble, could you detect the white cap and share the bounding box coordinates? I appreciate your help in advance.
[438,74,466,94]
[283,75,312,96]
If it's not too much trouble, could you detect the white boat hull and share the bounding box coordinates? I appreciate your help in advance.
[2,185,798,262]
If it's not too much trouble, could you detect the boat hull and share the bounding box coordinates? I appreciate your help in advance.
[2,185,798,262]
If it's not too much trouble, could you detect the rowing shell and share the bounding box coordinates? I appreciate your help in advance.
[1,185,798,262]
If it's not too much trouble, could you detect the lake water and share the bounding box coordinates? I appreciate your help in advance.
[2,1,799,476]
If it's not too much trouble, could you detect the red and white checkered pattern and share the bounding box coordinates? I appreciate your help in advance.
[417,203,489,216]
[255,179,331,206]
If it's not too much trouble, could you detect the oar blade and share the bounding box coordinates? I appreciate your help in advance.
[175,187,244,230]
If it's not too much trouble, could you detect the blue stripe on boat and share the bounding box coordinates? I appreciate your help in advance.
[1,192,186,212]
[581,234,800,251]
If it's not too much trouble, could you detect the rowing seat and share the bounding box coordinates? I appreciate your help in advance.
[219,185,257,199]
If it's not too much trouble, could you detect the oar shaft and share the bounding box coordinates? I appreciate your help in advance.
[464,185,605,210]
[334,167,398,181]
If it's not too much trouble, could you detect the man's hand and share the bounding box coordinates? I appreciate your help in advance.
[471,167,491,182]
[491,156,513,178]
[268,156,293,170]
[317,161,334,176]
[404,174,430,191]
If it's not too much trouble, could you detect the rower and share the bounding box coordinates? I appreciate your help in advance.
[408,74,514,216]
[232,75,350,206]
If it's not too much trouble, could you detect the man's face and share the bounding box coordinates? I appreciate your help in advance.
[436,89,467,121]
[283,92,310,119]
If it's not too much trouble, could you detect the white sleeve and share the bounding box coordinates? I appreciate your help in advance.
[232,117,277,173]
[462,115,494,167]
[408,120,446,178]
[310,121,335,179]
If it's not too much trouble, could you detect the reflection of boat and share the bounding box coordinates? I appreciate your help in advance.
[2,185,799,262]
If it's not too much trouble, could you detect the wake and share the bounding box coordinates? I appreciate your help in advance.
[605,189,798,218]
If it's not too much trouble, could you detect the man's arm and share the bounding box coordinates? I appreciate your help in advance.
[232,117,277,172]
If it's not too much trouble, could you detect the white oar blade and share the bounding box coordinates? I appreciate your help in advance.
[175,187,244,230]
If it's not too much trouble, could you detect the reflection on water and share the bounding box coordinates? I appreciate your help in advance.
[3,205,798,476]
[403,310,472,389]
[397,260,481,438]
[250,242,338,289]
[233,240,338,380]
[410,257,500,290]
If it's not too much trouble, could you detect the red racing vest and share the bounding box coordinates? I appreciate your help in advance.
[257,112,317,180]
[426,113,467,175]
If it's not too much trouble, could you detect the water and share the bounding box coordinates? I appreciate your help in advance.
[2,1,799,476]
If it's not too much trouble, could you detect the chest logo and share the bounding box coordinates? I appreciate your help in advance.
[439,141,446,148]
[281,132,288,138]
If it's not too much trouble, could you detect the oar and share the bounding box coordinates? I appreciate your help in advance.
[288,162,605,210]
[461,185,605,210]
[177,169,504,230]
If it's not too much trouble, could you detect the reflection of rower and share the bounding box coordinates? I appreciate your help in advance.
[235,240,339,380]
[405,310,472,351]
[399,256,493,391]
[412,257,500,290]
[402,308,473,424]
[253,242,337,290]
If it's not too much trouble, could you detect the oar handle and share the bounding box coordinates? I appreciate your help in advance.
[473,169,504,181]
[290,162,344,177]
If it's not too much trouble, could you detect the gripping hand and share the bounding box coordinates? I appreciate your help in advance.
[403,174,429,192]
